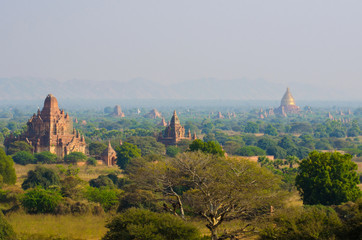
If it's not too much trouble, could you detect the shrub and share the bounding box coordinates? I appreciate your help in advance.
[102,208,200,240]
[55,197,104,215]
[166,146,180,157]
[60,176,87,200]
[86,157,97,166]
[84,187,121,211]
[35,151,57,164]
[12,151,36,165]
[7,140,33,155]
[64,152,87,164]
[89,175,115,189]
[21,188,62,214]
[22,166,60,190]
[0,149,16,185]
[0,211,16,239]
[260,205,342,240]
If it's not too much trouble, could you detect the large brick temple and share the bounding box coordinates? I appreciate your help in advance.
[6,94,86,158]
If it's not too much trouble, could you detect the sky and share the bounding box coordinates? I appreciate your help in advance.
[1,1,362,94]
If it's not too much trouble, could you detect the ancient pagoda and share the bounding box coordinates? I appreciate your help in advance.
[276,88,300,115]
[101,141,117,166]
[157,110,196,146]
[6,94,86,158]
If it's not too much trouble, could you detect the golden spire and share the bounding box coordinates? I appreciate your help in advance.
[280,87,296,106]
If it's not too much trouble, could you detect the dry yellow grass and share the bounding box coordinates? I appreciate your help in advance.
[6,213,110,240]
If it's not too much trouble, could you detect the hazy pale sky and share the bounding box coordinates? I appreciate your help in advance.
[1,0,362,89]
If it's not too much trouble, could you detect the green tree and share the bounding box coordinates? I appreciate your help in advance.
[84,186,121,211]
[22,166,60,190]
[35,151,57,164]
[21,188,62,214]
[266,146,287,159]
[0,149,16,184]
[7,140,33,155]
[244,121,259,133]
[126,136,166,156]
[89,175,116,189]
[114,142,141,170]
[130,152,284,240]
[64,151,87,164]
[278,136,298,156]
[236,146,266,156]
[102,208,200,240]
[257,137,277,150]
[189,139,225,156]
[296,151,361,205]
[264,124,278,136]
[12,151,36,165]
[88,142,107,157]
[86,157,97,166]
[166,146,180,157]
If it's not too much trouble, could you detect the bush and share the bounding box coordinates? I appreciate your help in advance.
[22,166,60,190]
[60,176,87,200]
[55,197,104,216]
[166,146,180,157]
[12,151,36,165]
[35,151,58,164]
[64,152,87,164]
[0,148,16,184]
[21,188,62,214]
[7,140,33,155]
[84,187,121,211]
[89,175,115,189]
[102,208,200,240]
[260,205,342,240]
[0,211,16,239]
[86,157,97,166]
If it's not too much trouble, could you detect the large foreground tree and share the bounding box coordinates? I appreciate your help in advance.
[296,151,361,205]
[129,152,284,240]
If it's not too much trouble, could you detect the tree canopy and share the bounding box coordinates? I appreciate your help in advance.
[22,166,60,190]
[0,148,16,184]
[129,152,284,240]
[189,139,225,156]
[114,142,141,169]
[296,151,361,205]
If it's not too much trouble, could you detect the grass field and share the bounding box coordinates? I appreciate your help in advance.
[6,213,109,240]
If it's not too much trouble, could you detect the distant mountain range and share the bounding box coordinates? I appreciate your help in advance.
[0,77,359,102]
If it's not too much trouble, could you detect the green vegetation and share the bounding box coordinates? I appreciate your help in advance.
[1,104,362,239]
[296,151,361,205]
[64,152,87,164]
[21,188,63,214]
[12,151,36,165]
[22,166,60,190]
[114,142,141,169]
[102,208,200,240]
[0,148,16,184]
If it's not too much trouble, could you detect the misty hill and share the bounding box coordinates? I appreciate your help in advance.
[0,77,357,101]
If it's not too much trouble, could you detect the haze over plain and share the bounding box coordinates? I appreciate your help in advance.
[0,1,361,101]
